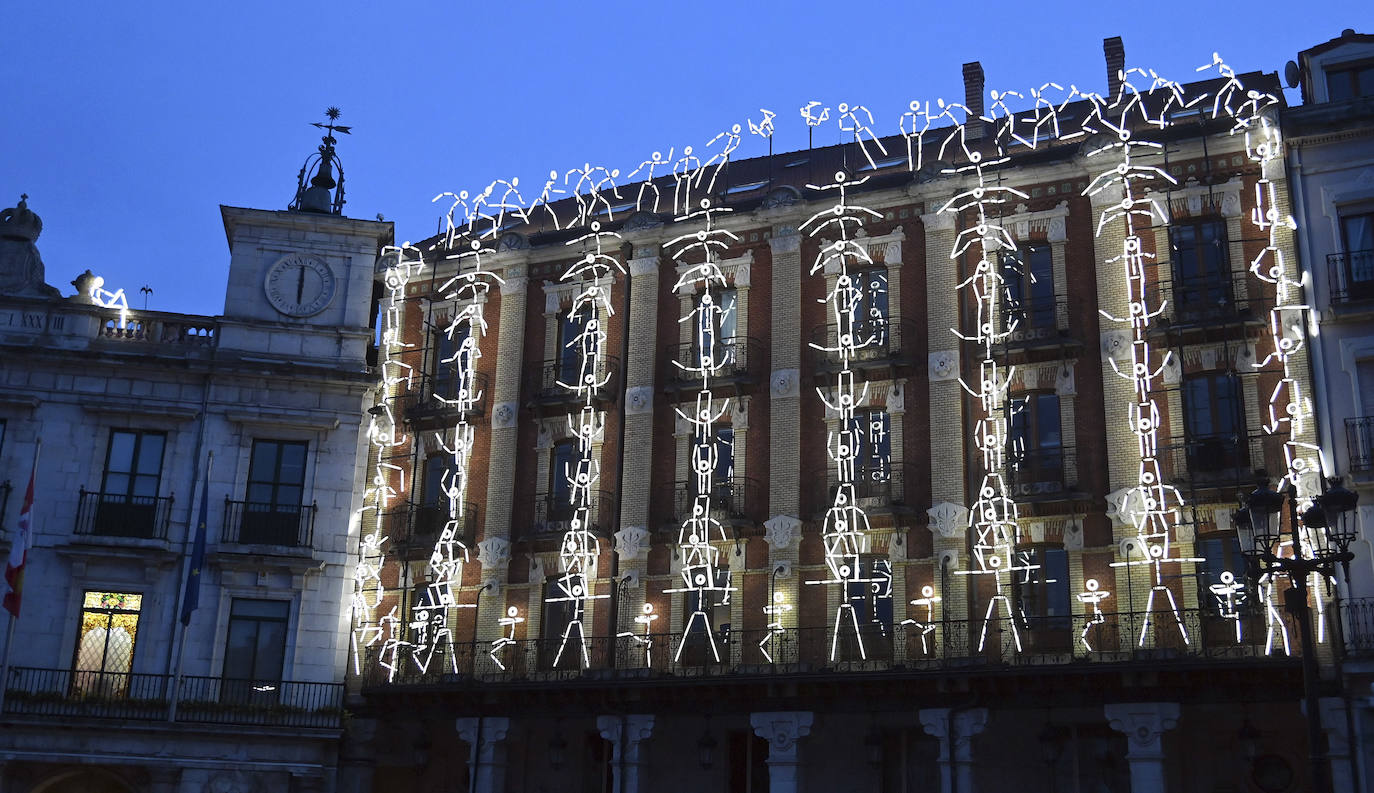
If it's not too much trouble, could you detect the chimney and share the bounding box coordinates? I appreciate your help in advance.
[1104,36,1125,99]
[963,61,985,140]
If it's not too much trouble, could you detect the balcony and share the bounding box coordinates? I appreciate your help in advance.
[1151,269,1261,333]
[1328,249,1374,304]
[221,499,316,548]
[2,666,342,729]
[662,336,763,393]
[531,490,614,537]
[396,371,489,425]
[1006,446,1079,501]
[525,356,620,409]
[382,502,479,556]
[359,605,1299,688]
[809,318,917,377]
[1347,416,1374,475]
[802,462,917,518]
[73,489,173,540]
[998,296,1073,350]
[1160,434,1254,491]
[655,476,762,529]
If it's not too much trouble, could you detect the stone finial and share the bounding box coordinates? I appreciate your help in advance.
[0,194,42,242]
[0,194,59,299]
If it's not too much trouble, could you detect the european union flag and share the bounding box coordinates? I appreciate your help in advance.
[180,464,210,626]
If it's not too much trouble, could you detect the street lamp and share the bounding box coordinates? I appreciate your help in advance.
[1233,473,1358,793]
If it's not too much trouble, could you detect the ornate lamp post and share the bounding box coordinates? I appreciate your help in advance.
[1234,474,1358,793]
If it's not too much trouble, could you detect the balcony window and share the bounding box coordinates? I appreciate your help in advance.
[241,440,308,545]
[850,266,889,348]
[548,439,578,522]
[690,426,735,499]
[1010,393,1063,485]
[557,303,595,386]
[692,287,737,368]
[1196,535,1247,613]
[845,556,894,635]
[417,455,450,539]
[1002,243,1055,331]
[431,321,473,402]
[1182,372,1247,474]
[1327,61,1374,101]
[72,591,142,697]
[1338,210,1374,301]
[850,409,891,484]
[1170,219,1231,319]
[541,576,580,667]
[1015,548,1071,632]
[222,599,290,705]
[95,430,165,538]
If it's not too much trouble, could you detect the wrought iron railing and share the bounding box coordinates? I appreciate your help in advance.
[531,490,614,536]
[663,336,763,387]
[810,317,917,370]
[1007,446,1078,500]
[656,476,761,527]
[1346,416,1374,474]
[380,502,479,550]
[359,606,1301,688]
[1000,295,1069,344]
[525,356,621,406]
[1328,250,1374,304]
[1160,434,1254,486]
[396,371,489,422]
[2,666,343,728]
[802,462,917,516]
[1153,268,1261,328]
[73,489,173,540]
[222,499,316,547]
[1339,599,1374,656]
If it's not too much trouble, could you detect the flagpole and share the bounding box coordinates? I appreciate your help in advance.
[169,450,212,723]
[0,440,40,715]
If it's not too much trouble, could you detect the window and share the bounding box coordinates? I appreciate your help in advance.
[1016,548,1071,631]
[1182,372,1247,474]
[684,568,733,662]
[431,321,472,402]
[223,599,290,704]
[1010,393,1064,486]
[1197,535,1247,613]
[241,440,309,545]
[849,409,892,500]
[557,303,595,385]
[689,426,735,495]
[846,556,894,636]
[1327,61,1374,101]
[853,266,889,348]
[1002,243,1055,330]
[95,430,165,537]
[540,576,579,668]
[547,439,578,524]
[1170,219,1231,318]
[73,591,142,696]
[1340,210,1374,300]
[416,455,449,538]
[694,287,738,365]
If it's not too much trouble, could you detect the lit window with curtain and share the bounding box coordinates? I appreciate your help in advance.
[73,591,142,697]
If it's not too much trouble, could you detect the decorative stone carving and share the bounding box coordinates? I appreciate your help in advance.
[1055,363,1076,396]
[497,232,528,252]
[885,239,903,267]
[928,350,959,382]
[1028,521,1045,543]
[614,526,651,561]
[622,212,664,232]
[920,210,955,231]
[477,537,511,571]
[1100,329,1131,363]
[733,257,752,288]
[1106,487,1146,528]
[0,195,59,298]
[492,401,518,429]
[937,549,959,570]
[763,515,801,550]
[1221,190,1242,218]
[498,275,527,295]
[750,711,814,759]
[886,381,905,414]
[529,555,545,578]
[768,228,801,254]
[1161,354,1182,386]
[732,399,749,430]
[927,502,968,539]
[1063,519,1084,551]
[761,186,801,210]
[1047,214,1067,243]
[770,368,799,398]
[625,386,654,415]
[771,559,792,578]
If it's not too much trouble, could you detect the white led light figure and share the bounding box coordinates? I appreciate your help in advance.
[664,194,740,665]
[672,147,703,216]
[526,170,568,231]
[86,274,131,328]
[836,103,888,172]
[467,178,525,239]
[901,585,942,655]
[1210,571,1247,645]
[627,149,675,215]
[565,164,623,227]
[748,109,777,140]
[698,124,743,195]
[1076,579,1110,653]
[759,592,793,664]
[801,168,885,662]
[489,606,524,672]
[617,603,659,668]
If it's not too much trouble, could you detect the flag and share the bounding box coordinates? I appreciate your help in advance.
[3,465,36,618]
[180,467,210,626]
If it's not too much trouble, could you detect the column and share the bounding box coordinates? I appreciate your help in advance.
[456,716,512,793]
[596,714,655,793]
[1105,702,1179,793]
[751,711,814,793]
[484,263,529,541]
[767,227,802,519]
[919,707,989,793]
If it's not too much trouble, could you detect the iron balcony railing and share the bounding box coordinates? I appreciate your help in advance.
[360,606,1301,688]
[73,489,173,540]
[999,295,1070,346]
[222,498,316,547]
[1346,416,1374,474]
[656,476,761,528]
[396,371,489,422]
[380,502,479,551]
[525,356,621,406]
[663,336,764,388]
[1328,250,1374,304]
[2,666,343,729]
[1160,434,1253,486]
[1337,599,1374,657]
[1152,268,1262,329]
[810,317,917,371]
[802,462,916,517]
[1006,446,1078,500]
[531,490,614,536]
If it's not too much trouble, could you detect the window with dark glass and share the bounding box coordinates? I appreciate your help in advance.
[222,599,290,704]
[431,321,471,402]
[557,303,595,386]
[95,430,166,537]
[1010,393,1063,485]
[686,568,733,638]
[417,455,449,538]
[1170,219,1231,318]
[1197,535,1248,613]
[1326,61,1374,101]
[1002,243,1055,331]
[853,266,889,347]
[1016,547,1071,630]
[846,556,894,636]
[694,287,738,366]
[541,577,577,663]
[1340,210,1374,300]
[548,439,578,522]
[1181,372,1247,474]
[242,440,309,544]
[850,409,891,491]
[72,591,142,697]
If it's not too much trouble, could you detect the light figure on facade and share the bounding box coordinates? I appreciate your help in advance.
[489,606,524,672]
[801,168,884,662]
[85,274,131,328]
[628,149,674,215]
[664,196,740,665]
[901,585,942,655]
[759,592,793,664]
[1210,571,1247,644]
[1076,578,1110,653]
[836,103,888,172]
[617,603,659,668]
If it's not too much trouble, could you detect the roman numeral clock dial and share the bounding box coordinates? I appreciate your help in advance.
[264,254,337,318]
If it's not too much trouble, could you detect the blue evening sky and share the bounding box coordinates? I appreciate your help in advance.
[2,2,1366,317]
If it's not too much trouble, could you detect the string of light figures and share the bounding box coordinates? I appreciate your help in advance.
[350,52,1328,677]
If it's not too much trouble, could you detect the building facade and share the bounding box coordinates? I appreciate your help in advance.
[349,41,1366,793]
[0,135,392,792]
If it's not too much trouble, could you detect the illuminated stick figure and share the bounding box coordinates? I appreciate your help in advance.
[1260,572,1291,656]
[1210,571,1247,645]
[489,606,524,672]
[672,146,703,215]
[628,149,674,214]
[759,592,793,663]
[699,124,742,195]
[525,170,567,230]
[617,603,659,668]
[836,103,888,171]
[1076,578,1110,653]
[901,585,942,655]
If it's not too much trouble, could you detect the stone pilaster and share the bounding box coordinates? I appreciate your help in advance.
[619,247,661,535]
[483,266,528,543]
[920,707,989,793]
[456,716,512,793]
[1105,702,1179,793]
[750,711,814,793]
[597,714,655,793]
[768,227,802,518]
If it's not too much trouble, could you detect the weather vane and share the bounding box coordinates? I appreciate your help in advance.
[291,107,349,215]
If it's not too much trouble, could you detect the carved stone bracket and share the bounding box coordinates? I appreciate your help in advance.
[614,526,651,561]
[764,515,801,551]
[927,502,968,539]
[750,711,814,765]
[491,402,518,429]
[928,350,959,382]
[626,386,654,416]
[770,368,800,399]
[477,537,511,572]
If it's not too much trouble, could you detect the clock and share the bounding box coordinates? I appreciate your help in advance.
[264,254,337,318]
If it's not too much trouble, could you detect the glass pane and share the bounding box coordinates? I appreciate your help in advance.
[1328,69,1354,101]
[1045,549,1070,619]
[1036,394,1062,448]
[1360,66,1374,98]
[102,473,130,497]
[107,432,136,474]
[551,442,575,505]
[279,443,307,486]
[135,434,164,476]
[250,441,279,483]
[223,620,258,679]
[1343,214,1374,252]
[253,620,288,680]
[714,428,734,481]
[231,599,290,619]
[274,487,303,510]
[718,289,738,340]
[132,473,159,498]
[424,457,447,505]
[1183,377,1214,437]
[247,483,275,505]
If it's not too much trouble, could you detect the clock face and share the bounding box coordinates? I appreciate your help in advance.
[264,254,337,318]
